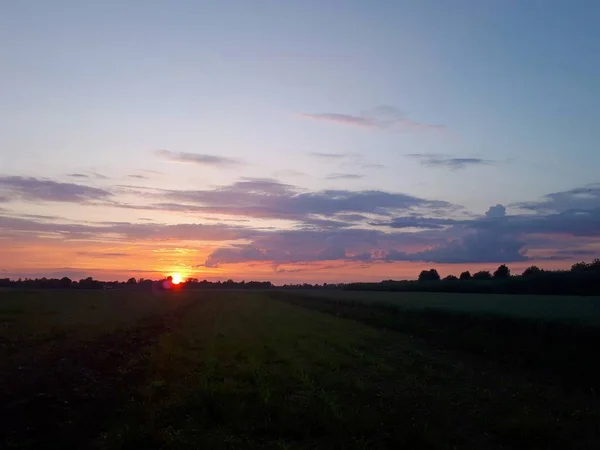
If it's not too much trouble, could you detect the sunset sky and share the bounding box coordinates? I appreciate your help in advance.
[1,1,599,282]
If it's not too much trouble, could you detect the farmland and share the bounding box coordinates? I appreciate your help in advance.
[2,289,600,449]
[291,289,600,325]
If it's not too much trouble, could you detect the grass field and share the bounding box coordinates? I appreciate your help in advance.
[2,289,599,449]
[293,289,600,325]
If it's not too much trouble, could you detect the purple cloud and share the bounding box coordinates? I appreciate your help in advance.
[515,184,600,213]
[152,178,454,224]
[155,149,243,167]
[300,113,377,128]
[308,152,359,160]
[485,204,507,218]
[325,173,363,180]
[407,154,495,169]
[371,216,457,230]
[0,176,111,203]
[300,107,445,132]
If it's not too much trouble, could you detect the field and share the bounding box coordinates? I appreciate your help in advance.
[294,289,600,325]
[1,289,600,449]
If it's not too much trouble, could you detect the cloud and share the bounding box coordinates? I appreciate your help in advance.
[371,216,457,230]
[128,174,148,180]
[308,152,358,160]
[5,178,599,271]
[300,107,445,132]
[362,163,385,169]
[0,176,111,203]
[387,231,528,264]
[325,173,363,180]
[515,184,600,213]
[407,154,494,169]
[90,172,109,180]
[0,215,256,242]
[274,169,306,177]
[203,227,450,267]
[205,245,269,268]
[76,251,131,258]
[334,214,368,222]
[200,189,600,267]
[160,179,454,224]
[300,113,377,128]
[155,149,243,167]
[485,204,507,218]
[67,173,89,178]
[471,209,600,237]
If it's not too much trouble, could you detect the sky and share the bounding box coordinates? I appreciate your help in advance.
[1,0,599,282]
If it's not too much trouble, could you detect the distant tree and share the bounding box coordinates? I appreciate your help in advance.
[444,275,458,281]
[59,277,72,288]
[522,266,542,277]
[493,264,511,279]
[418,269,440,282]
[572,259,600,273]
[473,270,492,280]
[79,276,100,289]
[459,271,472,280]
[126,277,137,284]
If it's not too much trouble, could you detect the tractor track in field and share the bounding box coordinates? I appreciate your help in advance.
[1,298,199,449]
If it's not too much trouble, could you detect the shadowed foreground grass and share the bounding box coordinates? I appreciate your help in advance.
[275,291,600,393]
[1,290,599,449]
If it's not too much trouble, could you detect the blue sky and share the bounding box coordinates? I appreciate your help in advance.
[1,1,599,281]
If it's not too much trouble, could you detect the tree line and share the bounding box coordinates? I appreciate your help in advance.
[1,258,598,295]
[0,276,273,290]
[346,259,600,296]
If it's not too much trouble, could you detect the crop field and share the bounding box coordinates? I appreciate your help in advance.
[294,289,600,325]
[1,289,599,449]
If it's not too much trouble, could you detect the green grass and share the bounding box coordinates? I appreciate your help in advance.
[294,289,600,325]
[1,289,599,449]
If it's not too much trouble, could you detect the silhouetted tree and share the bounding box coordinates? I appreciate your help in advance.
[79,277,101,289]
[59,277,72,288]
[418,269,440,282]
[493,264,511,279]
[572,259,600,273]
[522,266,542,277]
[444,275,458,281]
[473,270,492,280]
[126,277,137,284]
[459,271,472,280]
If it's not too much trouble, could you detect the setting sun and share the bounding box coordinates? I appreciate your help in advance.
[171,273,182,285]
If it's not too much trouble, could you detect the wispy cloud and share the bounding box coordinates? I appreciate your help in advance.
[128,174,148,180]
[0,176,111,203]
[300,113,377,128]
[300,106,445,132]
[155,149,243,167]
[325,173,363,180]
[362,163,385,169]
[514,184,600,213]
[273,169,306,177]
[76,251,131,258]
[407,154,495,169]
[67,172,109,180]
[308,152,358,160]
